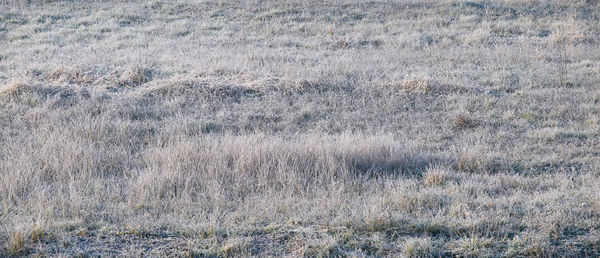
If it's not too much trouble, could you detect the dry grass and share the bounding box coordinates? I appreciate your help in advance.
[400,76,432,94]
[30,226,43,243]
[1,0,600,256]
[0,80,26,98]
[120,66,151,86]
[449,237,494,257]
[423,167,452,186]
[7,231,25,256]
[453,113,478,129]
[401,237,441,257]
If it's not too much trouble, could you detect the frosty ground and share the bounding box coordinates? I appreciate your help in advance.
[1,0,600,256]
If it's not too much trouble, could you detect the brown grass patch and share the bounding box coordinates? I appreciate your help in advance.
[383,76,456,95]
[0,80,27,98]
[48,68,95,85]
[8,231,25,255]
[30,226,43,243]
[423,167,450,186]
[453,113,478,129]
[120,66,151,86]
[399,76,431,94]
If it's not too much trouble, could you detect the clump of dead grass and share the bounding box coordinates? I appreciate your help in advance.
[453,142,487,173]
[7,231,25,255]
[0,80,27,98]
[120,66,151,86]
[549,18,585,45]
[423,167,452,186]
[449,237,494,257]
[30,226,43,243]
[401,237,441,257]
[452,113,478,129]
[48,68,95,85]
[399,75,432,94]
[382,75,448,94]
[220,238,247,256]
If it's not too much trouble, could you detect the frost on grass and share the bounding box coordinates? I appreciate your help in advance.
[1,0,600,256]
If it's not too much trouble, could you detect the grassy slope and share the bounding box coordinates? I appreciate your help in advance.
[1,0,600,256]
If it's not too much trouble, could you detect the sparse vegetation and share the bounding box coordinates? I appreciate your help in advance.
[1,0,600,256]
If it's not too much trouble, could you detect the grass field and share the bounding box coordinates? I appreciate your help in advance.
[1,0,600,256]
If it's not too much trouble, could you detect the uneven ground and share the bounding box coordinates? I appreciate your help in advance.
[1,0,600,256]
